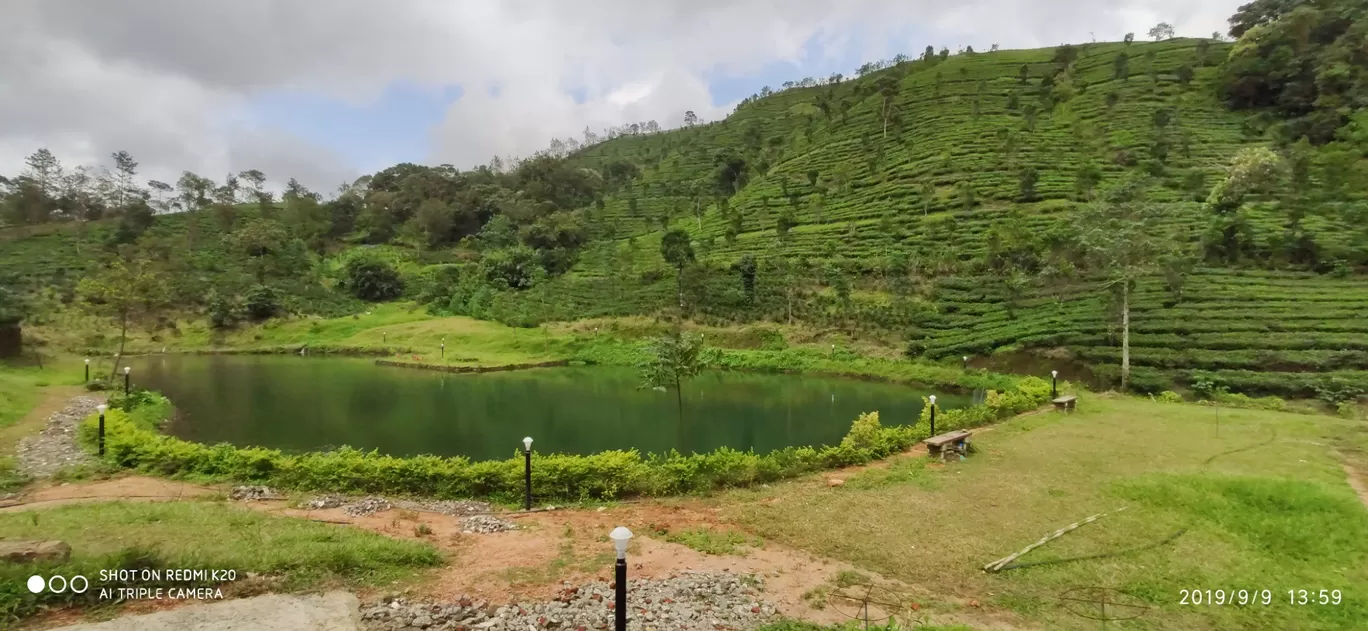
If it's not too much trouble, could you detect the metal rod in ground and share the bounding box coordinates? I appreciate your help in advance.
[984,506,1128,573]
[614,558,627,631]
[523,450,533,511]
[98,412,105,456]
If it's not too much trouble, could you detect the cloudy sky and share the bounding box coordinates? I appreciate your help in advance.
[1,0,1242,194]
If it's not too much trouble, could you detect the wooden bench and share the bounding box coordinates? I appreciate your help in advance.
[924,430,973,460]
[1053,395,1078,412]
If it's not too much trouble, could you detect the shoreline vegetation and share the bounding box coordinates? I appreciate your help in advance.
[75,352,1057,501]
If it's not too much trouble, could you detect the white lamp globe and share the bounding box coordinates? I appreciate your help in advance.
[929,395,937,405]
[96,404,107,414]
[610,526,633,558]
[523,436,533,452]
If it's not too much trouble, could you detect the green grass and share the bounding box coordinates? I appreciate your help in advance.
[655,526,762,556]
[0,367,45,430]
[725,396,1368,630]
[0,500,442,623]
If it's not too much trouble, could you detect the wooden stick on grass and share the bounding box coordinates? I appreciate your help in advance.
[983,506,1128,573]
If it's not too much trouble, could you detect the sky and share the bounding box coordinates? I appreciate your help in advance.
[0,0,1244,195]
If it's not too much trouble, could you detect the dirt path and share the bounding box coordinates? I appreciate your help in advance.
[43,591,361,631]
[0,386,84,456]
[1344,464,1368,511]
[0,476,217,512]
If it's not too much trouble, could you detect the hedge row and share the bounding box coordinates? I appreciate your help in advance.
[81,377,1055,502]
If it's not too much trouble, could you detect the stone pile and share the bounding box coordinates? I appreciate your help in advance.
[458,514,517,534]
[229,485,281,501]
[302,495,346,510]
[360,572,776,631]
[343,496,393,516]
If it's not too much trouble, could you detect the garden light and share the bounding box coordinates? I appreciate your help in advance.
[610,526,633,631]
[1051,370,1058,398]
[928,394,937,436]
[96,404,107,456]
[84,358,89,383]
[522,437,534,510]
[962,355,969,369]
[123,366,131,395]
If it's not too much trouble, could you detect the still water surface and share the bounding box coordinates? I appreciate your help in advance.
[129,355,961,460]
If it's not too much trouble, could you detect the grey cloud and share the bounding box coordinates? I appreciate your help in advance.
[2,0,1242,189]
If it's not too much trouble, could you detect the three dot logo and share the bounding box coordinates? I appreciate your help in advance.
[25,575,88,594]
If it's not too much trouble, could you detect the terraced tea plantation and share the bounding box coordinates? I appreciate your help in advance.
[919,270,1368,397]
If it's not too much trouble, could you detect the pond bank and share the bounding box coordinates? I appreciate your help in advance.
[374,359,570,373]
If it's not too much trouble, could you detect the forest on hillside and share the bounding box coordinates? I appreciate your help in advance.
[2,0,1365,396]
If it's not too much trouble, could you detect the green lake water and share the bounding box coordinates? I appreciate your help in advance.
[127,355,962,460]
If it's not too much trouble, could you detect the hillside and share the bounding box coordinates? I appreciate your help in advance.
[3,20,1368,399]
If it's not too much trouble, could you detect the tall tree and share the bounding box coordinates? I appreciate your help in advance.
[660,228,695,309]
[111,151,139,209]
[23,148,61,198]
[1074,179,1188,390]
[1148,22,1175,41]
[76,257,170,378]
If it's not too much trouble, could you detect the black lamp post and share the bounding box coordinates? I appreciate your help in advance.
[962,355,969,370]
[84,358,90,383]
[96,404,107,456]
[610,526,633,631]
[382,331,387,345]
[928,394,937,437]
[123,366,131,396]
[1051,370,1058,399]
[522,436,533,510]
[441,342,445,359]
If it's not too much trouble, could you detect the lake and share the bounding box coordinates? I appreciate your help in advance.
[126,355,961,460]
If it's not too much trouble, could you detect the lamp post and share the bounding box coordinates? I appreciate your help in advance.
[610,526,633,631]
[522,436,533,510]
[962,355,969,370]
[1051,370,1058,399]
[123,366,131,396]
[441,337,446,360]
[96,404,107,456]
[84,358,90,383]
[382,331,387,345]
[928,394,937,437]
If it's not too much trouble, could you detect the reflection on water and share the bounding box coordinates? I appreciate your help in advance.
[129,355,964,460]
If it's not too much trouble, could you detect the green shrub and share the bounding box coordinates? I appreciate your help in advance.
[342,256,404,302]
[1157,390,1184,403]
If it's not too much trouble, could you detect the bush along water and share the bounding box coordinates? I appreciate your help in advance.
[80,377,1055,502]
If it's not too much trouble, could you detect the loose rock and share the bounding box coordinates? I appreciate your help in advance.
[359,572,774,631]
[344,496,392,516]
[229,485,281,501]
[17,396,104,478]
[459,514,517,534]
[302,495,346,510]
[393,498,493,516]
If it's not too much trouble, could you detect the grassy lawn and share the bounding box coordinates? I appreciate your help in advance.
[0,500,442,623]
[726,396,1368,630]
[0,366,50,430]
[33,303,573,367]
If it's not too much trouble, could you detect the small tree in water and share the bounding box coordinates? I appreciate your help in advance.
[639,330,704,419]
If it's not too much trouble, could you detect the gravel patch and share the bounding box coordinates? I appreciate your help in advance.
[458,514,517,534]
[229,485,282,501]
[16,396,104,478]
[301,494,347,510]
[360,572,776,631]
[393,498,493,516]
[343,496,393,516]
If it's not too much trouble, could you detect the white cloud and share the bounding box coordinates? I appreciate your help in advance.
[1,0,1242,192]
